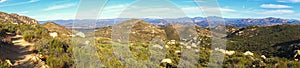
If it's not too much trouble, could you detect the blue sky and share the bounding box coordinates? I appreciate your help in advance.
[0,0,300,21]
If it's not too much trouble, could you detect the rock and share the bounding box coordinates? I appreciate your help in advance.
[85,41,90,45]
[165,45,169,48]
[195,49,199,52]
[225,51,235,55]
[186,46,191,49]
[175,50,181,54]
[5,60,12,66]
[214,48,235,55]
[170,40,176,45]
[49,32,58,38]
[191,43,197,47]
[76,32,85,38]
[153,44,163,49]
[294,50,300,60]
[161,59,172,63]
[261,55,267,59]
[243,51,254,56]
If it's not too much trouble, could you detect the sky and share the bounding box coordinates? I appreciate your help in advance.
[0,0,300,21]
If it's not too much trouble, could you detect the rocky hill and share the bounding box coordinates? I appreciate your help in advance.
[95,19,167,42]
[0,12,38,25]
[94,19,213,43]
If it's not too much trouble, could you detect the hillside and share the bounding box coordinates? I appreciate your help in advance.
[227,24,300,58]
[0,12,73,68]
[94,19,212,42]
[0,12,38,25]
[40,22,72,36]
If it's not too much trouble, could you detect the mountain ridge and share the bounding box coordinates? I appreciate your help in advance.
[0,12,38,25]
[41,17,300,28]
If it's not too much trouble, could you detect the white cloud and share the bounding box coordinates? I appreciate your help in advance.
[0,0,39,7]
[260,10,294,14]
[278,0,300,3]
[44,3,76,11]
[0,0,7,3]
[260,4,292,8]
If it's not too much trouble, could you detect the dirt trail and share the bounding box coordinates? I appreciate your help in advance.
[0,34,47,68]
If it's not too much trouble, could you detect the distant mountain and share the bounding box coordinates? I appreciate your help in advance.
[0,12,38,25]
[41,17,300,28]
[223,17,300,27]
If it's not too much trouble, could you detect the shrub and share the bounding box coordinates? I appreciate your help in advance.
[35,38,72,68]
[0,28,6,37]
[23,31,35,42]
[0,23,18,33]
[21,26,49,42]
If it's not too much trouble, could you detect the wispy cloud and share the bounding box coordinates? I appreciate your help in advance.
[100,4,235,19]
[260,10,294,14]
[196,7,236,12]
[44,3,76,11]
[278,0,300,3]
[19,11,29,14]
[184,0,204,2]
[260,4,292,8]
[29,0,39,2]
[0,0,39,7]
[0,0,7,3]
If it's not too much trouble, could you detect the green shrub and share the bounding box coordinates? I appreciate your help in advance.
[23,31,35,42]
[0,23,18,33]
[21,25,49,42]
[35,38,72,68]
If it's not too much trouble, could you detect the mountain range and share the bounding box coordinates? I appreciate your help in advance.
[40,17,300,29]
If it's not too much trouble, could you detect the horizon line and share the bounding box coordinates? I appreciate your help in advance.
[38,16,299,21]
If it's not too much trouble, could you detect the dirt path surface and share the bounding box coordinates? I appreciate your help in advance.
[0,34,47,68]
